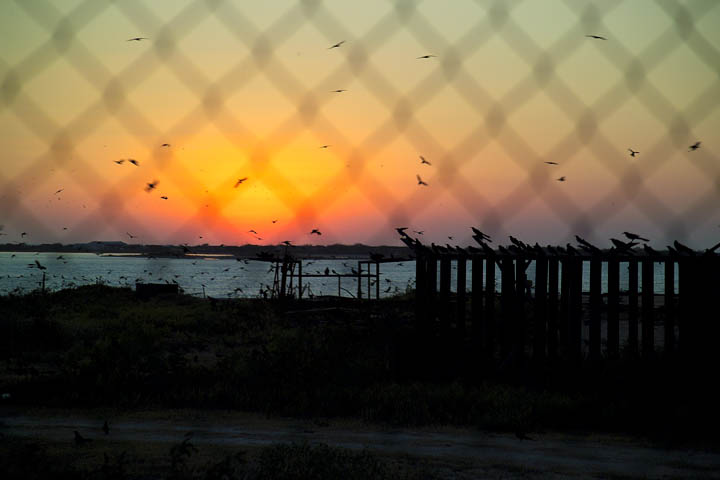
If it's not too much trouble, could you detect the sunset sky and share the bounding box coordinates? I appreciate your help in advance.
[1,0,719,248]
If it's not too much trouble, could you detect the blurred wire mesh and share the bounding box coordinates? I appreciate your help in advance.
[1,0,719,247]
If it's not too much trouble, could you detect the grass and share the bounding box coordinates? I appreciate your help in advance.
[1,285,719,445]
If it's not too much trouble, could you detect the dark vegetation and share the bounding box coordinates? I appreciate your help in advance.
[0,285,718,445]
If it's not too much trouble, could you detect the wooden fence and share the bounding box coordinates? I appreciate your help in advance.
[407,240,720,363]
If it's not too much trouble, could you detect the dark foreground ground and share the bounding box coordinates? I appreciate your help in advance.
[1,285,719,478]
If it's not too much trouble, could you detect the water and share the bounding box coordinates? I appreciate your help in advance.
[0,252,677,298]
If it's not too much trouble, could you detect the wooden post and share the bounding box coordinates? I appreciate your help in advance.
[471,257,484,344]
[337,275,341,297]
[533,254,548,360]
[547,257,559,359]
[485,256,496,355]
[641,258,654,357]
[500,257,515,356]
[427,255,438,325]
[589,257,602,361]
[664,259,675,355]
[607,257,620,358]
[415,254,427,329]
[627,259,639,355]
[456,256,467,336]
[357,262,362,299]
[298,261,303,299]
[376,262,380,299]
[514,256,527,358]
[568,258,583,362]
[280,261,287,298]
[559,257,570,356]
[439,257,452,333]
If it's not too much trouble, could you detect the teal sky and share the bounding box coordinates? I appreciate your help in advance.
[1,1,719,248]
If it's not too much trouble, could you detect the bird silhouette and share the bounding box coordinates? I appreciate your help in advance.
[127,37,148,41]
[128,159,139,166]
[611,238,636,252]
[471,227,492,243]
[416,174,428,186]
[54,188,64,195]
[145,180,159,192]
[114,159,125,165]
[74,430,92,446]
[674,240,695,255]
[282,240,292,246]
[585,34,607,40]
[310,229,322,235]
[628,148,639,157]
[21,232,27,237]
[331,89,347,93]
[396,227,409,236]
[319,144,331,149]
[126,232,136,239]
[420,155,431,165]
[160,196,168,200]
[272,219,278,223]
[234,177,248,188]
[414,230,424,235]
[34,260,46,270]
[689,141,701,151]
[328,40,345,49]
[623,231,649,242]
[557,176,566,182]
[161,143,171,147]
[248,229,258,234]
[544,161,558,165]
[417,54,437,59]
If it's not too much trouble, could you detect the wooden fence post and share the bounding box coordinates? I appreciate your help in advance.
[641,259,655,357]
[568,258,583,362]
[664,259,675,355]
[607,257,620,358]
[471,256,484,345]
[627,259,639,355]
[484,256,496,356]
[589,257,602,361]
[547,257,559,359]
[456,256,467,336]
[439,257,452,333]
[534,253,548,361]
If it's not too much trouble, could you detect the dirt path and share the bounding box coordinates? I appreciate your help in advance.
[2,409,719,479]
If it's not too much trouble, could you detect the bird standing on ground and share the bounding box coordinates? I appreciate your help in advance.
[234,177,248,188]
[416,174,428,186]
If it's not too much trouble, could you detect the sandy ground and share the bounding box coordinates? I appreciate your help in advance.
[2,408,719,479]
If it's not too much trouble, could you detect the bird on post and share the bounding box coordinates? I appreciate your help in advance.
[611,238,636,253]
[509,236,528,251]
[575,235,600,254]
[471,227,492,243]
[673,240,695,256]
[396,226,409,237]
[643,244,659,256]
[623,231,649,242]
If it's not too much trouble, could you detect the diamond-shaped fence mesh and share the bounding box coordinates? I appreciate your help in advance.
[1,0,719,248]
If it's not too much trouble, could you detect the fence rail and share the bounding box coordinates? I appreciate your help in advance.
[403,234,720,364]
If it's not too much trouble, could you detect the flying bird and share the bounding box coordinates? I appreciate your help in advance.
[234,177,248,188]
[328,40,345,49]
[127,37,148,41]
[585,34,607,40]
[160,196,168,200]
[161,143,171,147]
[420,156,431,165]
[331,89,347,93]
[414,230,424,235]
[417,54,437,59]
[557,176,566,182]
[310,229,322,235]
[688,141,701,151]
[416,174,428,186]
[544,161,558,165]
[319,144,331,149]
[145,180,159,192]
[128,159,139,166]
[623,231,649,242]
[628,148,639,157]
[126,232,136,239]
[114,159,125,164]
[21,232,27,237]
[272,219,278,223]
[54,188,64,195]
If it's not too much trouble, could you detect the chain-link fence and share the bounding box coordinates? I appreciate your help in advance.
[1,0,719,248]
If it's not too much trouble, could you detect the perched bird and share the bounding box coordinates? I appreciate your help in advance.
[688,141,701,151]
[628,148,639,157]
[114,159,125,165]
[282,240,292,246]
[417,54,437,59]
[557,176,566,182]
[396,227,409,236]
[416,174,428,186]
[145,180,159,192]
[674,240,695,255]
[128,159,139,166]
[127,37,148,41]
[310,228,322,235]
[234,177,248,188]
[610,238,636,252]
[328,40,345,49]
[471,227,492,243]
[420,155,431,165]
[623,231,649,242]
[74,430,92,446]
[585,34,607,40]
[544,161,558,165]
[643,244,658,256]
[102,420,109,435]
[331,89,347,93]
[575,235,600,253]
[160,196,168,200]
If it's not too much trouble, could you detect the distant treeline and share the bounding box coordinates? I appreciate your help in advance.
[0,242,414,260]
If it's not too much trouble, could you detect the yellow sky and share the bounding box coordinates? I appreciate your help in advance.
[1,0,719,247]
